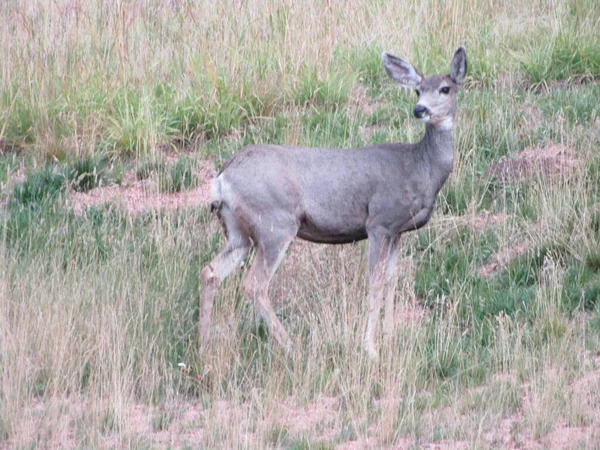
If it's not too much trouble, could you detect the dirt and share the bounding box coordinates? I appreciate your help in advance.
[492,357,600,450]
[438,210,510,234]
[348,84,389,141]
[348,84,379,117]
[7,378,600,450]
[476,141,581,278]
[67,157,216,215]
[479,242,531,278]
[487,142,579,185]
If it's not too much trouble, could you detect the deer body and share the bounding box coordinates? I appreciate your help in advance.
[201,47,467,359]
[214,129,453,244]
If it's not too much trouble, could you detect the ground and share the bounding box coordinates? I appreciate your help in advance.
[2,143,597,449]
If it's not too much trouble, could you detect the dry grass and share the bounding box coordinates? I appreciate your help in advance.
[1,0,598,154]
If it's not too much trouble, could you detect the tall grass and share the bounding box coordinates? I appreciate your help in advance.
[1,0,598,157]
[1,0,600,448]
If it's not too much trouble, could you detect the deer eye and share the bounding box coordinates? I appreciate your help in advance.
[415,90,420,97]
[440,86,450,94]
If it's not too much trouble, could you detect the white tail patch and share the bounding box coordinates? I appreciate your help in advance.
[210,176,223,203]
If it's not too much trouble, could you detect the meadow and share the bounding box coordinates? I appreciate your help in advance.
[1,0,600,448]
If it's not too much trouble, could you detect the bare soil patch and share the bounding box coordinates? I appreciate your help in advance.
[436,210,510,234]
[480,242,531,278]
[348,84,379,117]
[348,84,390,141]
[67,157,216,215]
[487,142,579,185]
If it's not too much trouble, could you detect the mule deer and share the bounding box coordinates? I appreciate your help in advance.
[200,46,467,359]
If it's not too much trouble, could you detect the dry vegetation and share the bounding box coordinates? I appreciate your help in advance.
[1,0,600,449]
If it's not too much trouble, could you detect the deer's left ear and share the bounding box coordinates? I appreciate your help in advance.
[450,46,467,86]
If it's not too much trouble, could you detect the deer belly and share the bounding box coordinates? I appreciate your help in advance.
[297,219,368,244]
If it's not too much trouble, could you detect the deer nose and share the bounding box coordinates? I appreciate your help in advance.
[413,105,429,119]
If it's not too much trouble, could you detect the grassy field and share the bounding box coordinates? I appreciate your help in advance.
[1,0,600,448]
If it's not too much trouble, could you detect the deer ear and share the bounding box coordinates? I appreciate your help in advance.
[450,46,467,86]
[382,53,423,89]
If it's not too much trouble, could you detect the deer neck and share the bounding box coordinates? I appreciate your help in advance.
[417,122,455,176]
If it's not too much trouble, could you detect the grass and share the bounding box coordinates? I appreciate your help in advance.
[1,0,600,448]
[11,165,68,207]
[66,153,112,192]
[159,156,197,193]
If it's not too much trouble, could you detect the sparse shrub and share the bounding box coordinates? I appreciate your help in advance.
[347,44,386,92]
[561,263,600,311]
[590,208,600,238]
[169,94,206,142]
[585,251,600,273]
[422,321,462,380]
[440,175,494,215]
[301,110,356,147]
[0,154,18,186]
[503,248,547,288]
[152,410,175,432]
[1,97,37,150]
[414,227,497,305]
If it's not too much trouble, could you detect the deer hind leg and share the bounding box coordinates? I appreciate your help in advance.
[242,229,296,354]
[199,205,251,351]
[364,229,394,360]
[383,236,400,338]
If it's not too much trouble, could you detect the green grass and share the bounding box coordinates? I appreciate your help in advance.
[66,153,112,192]
[11,165,67,207]
[159,156,197,193]
[0,154,18,186]
[134,154,198,193]
[521,32,600,84]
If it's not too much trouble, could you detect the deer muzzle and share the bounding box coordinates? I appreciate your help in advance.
[413,104,430,120]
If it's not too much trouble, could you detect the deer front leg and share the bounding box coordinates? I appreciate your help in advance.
[383,236,400,338]
[364,230,393,360]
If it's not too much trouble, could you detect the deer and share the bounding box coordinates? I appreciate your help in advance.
[199,46,467,359]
